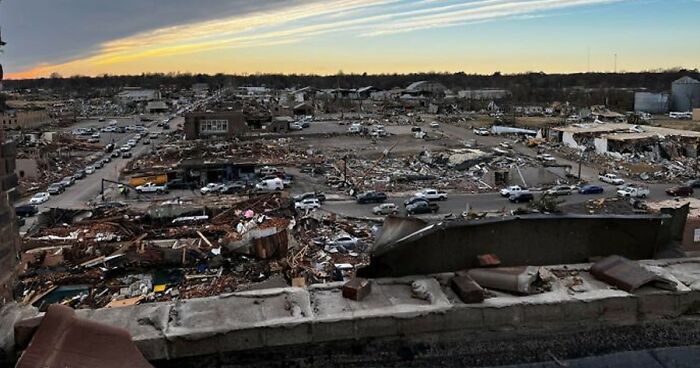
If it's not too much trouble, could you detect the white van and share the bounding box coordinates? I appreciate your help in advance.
[348,124,362,133]
[255,178,284,192]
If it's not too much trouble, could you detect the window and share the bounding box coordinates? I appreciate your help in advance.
[199,119,229,134]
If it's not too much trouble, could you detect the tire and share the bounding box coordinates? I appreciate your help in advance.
[440,196,446,201]
[156,189,163,194]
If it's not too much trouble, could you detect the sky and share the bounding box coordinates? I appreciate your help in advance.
[1,0,699,79]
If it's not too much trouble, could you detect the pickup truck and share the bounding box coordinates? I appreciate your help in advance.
[406,201,439,215]
[135,182,168,194]
[616,186,649,198]
[415,189,448,201]
[500,185,525,197]
[599,173,625,185]
[356,191,388,204]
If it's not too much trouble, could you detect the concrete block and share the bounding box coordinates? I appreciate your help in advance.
[311,319,356,343]
[638,292,681,319]
[398,311,448,335]
[679,290,700,314]
[442,306,484,331]
[263,323,312,347]
[598,296,638,324]
[562,299,602,323]
[354,316,400,339]
[482,304,523,330]
[522,302,564,326]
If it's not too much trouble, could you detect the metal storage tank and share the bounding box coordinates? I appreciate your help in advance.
[671,76,700,112]
[634,92,669,113]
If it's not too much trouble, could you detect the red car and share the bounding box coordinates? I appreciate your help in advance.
[666,186,694,197]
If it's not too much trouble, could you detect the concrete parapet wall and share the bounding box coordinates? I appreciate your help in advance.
[47,258,700,363]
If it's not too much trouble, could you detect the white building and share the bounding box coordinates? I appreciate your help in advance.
[116,88,161,104]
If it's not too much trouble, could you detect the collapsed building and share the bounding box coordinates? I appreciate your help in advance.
[551,123,700,160]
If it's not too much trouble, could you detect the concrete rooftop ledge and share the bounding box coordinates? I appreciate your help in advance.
[16,257,700,362]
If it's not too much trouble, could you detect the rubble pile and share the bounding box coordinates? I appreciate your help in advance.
[16,193,376,309]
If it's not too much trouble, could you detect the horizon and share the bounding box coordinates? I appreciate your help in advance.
[2,0,700,79]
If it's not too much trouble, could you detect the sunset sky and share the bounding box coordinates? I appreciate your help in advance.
[1,0,699,79]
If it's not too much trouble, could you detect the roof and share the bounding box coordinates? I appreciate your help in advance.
[406,81,427,91]
[673,76,700,85]
[554,123,700,139]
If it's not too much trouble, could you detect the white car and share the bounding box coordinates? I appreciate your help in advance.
[200,183,224,195]
[430,122,440,128]
[29,192,50,205]
[127,140,137,147]
[415,188,448,201]
[372,203,398,215]
[599,173,625,185]
[120,145,131,152]
[289,123,303,130]
[136,182,168,194]
[616,186,649,198]
[91,132,100,139]
[85,166,96,175]
[500,185,525,197]
[537,154,556,162]
[473,128,490,136]
[295,198,321,211]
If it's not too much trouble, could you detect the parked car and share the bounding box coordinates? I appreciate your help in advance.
[473,128,490,136]
[406,201,439,215]
[545,185,572,196]
[72,170,86,180]
[430,122,440,128]
[666,186,694,197]
[599,173,625,185]
[120,145,131,152]
[104,143,115,152]
[111,151,121,158]
[289,123,303,130]
[293,192,326,203]
[372,203,399,215]
[404,197,428,207]
[135,182,168,194]
[60,176,75,187]
[94,160,104,169]
[47,183,65,195]
[509,192,535,203]
[537,154,556,163]
[579,185,604,194]
[259,166,279,176]
[102,156,112,164]
[122,152,132,159]
[356,191,388,204]
[500,185,525,197]
[166,179,197,190]
[142,139,151,145]
[15,205,39,217]
[219,181,247,194]
[85,166,95,175]
[200,183,224,195]
[295,198,321,211]
[686,179,700,188]
[415,188,447,201]
[29,192,50,204]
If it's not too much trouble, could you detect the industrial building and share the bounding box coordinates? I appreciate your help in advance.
[634,91,669,113]
[671,76,700,112]
[0,108,50,130]
[405,81,446,96]
[116,88,161,104]
[184,111,247,140]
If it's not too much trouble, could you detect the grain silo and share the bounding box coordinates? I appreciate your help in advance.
[671,76,700,112]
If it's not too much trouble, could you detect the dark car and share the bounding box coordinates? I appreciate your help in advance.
[293,192,326,203]
[666,186,694,197]
[162,124,170,130]
[404,197,429,207]
[122,152,132,159]
[300,121,311,128]
[73,170,86,180]
[111,151,121,158]
[406,201,439,215]
[15,205,38,217]
[509,192,535,203]
[47,183,65,195]
[219,181,247,194]
[356,191,388,204]
[104,143,115,153]
[579,185,604,194]
[166,178,197,190]
[687,179,700,189]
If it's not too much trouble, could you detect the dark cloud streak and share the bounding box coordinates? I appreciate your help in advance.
[0,0,301,71]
